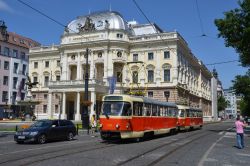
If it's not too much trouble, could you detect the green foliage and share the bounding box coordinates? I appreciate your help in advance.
[215,0,250,67]
[232,70,250,99]
[215,0,250,116]
[128,91,145,96]
[239,99,250,116]
[217,96,228,112]
[231,70,250,116]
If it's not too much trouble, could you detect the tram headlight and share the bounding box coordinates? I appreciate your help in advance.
[126,123,130,129]
[99,123,103,128]
[115,124,120,129]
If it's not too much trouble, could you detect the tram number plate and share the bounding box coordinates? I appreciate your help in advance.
[18,136,25,139]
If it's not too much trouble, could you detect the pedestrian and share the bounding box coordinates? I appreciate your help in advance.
[235,115,247,149]
[91,114,97,134]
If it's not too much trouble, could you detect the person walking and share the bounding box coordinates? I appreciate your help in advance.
[235,115,247,149]
[91,114,97,134]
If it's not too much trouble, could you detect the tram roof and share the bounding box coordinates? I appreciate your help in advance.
[139,96,177,107]
[103,94,177,107]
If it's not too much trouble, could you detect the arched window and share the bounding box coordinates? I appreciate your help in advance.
[132,71,138,83]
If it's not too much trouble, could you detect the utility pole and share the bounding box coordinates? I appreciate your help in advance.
[82,48,90,134]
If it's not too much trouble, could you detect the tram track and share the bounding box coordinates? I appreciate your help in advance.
[0,139,117,166]
[116,130,212,166]
[146,132,212,166]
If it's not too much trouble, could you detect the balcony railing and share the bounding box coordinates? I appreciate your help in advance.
[48,79,105,87]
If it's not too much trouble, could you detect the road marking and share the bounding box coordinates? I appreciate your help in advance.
[0,141,15,144]
[237,153,250,157]
[198,134,224,166]
[218,131,224,135]
[0,140,94,156]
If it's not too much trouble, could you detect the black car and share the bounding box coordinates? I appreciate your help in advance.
[14,119,77,144]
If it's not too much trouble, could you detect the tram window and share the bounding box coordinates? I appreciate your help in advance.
[152,105,157,116]
[189,110,193,117]
[186,109,190,117]
[168,109,173,117]
[144,104,151,116]
[164,107,168,117]
[173,109,177,117]
[179,109,185,117]
[102,102,131,116]
[159,106,164,116]
[199,111,203,117]
[194,111,198,117]
[169,108,177,117]
[122,104,132,116]
[133,102,143,116]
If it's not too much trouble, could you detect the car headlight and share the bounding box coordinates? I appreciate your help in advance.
[15,132,21,135]
[29,131,38,136]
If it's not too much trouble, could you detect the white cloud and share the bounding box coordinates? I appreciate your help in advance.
[0,0,14,13]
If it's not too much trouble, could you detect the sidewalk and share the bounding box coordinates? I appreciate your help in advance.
[203,128,250,166]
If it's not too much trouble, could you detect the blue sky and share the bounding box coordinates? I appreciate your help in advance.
[0,0,247,89]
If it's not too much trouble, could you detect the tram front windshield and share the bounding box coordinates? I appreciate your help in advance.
[102,102,131,116]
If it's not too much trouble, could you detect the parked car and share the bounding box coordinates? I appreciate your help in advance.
[14,119,76,144]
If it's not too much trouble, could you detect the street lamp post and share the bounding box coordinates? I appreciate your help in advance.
[82,48,90,134]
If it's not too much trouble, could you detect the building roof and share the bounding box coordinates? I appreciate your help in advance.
[0,32,40,49]
[65,11,133,34]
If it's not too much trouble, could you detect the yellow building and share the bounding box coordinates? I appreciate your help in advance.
[29,11,212,121]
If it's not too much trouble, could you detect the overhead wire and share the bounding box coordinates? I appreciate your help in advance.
[18,0,239,70]
[17,0,107,50]
[131,0,176,54]
[131,0,237,70]
[195,0,206,36]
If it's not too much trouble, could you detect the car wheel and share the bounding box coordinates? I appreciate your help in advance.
[67,132,74,141]
[37,134,46,144]
[16,141,24,144]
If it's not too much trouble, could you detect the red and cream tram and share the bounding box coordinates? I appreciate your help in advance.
[99,94,178,140]
[177,105,203,131]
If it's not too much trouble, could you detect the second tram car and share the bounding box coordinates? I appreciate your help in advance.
[99,94,178,140]
[177,105,203,131]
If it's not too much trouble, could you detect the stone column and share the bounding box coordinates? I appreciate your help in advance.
[61,52,68,80]
[89,91,96,121]
[172,51,178,85]
[107,51,114,78]
[103,50,108,85]
[47,92,52,119]
[155,51,161,86]
[62,92,66,119]
[75,92,81,121]
[77,52,81,80]
[90,52,95,83]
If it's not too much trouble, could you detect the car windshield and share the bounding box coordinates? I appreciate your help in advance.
[31,121,52,128]
[101,101,131,116]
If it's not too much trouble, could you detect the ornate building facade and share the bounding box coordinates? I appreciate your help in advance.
[29,11,212,121]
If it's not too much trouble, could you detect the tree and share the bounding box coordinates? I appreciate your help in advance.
[215,0,250,67]
[217,96,228,112]
[232,69,250,99]
[239,99,250,116]
[215,0,250,115]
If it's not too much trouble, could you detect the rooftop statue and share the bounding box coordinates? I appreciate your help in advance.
[78,17,95,33]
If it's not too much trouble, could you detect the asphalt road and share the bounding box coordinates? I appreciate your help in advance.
[0,121,249,166]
